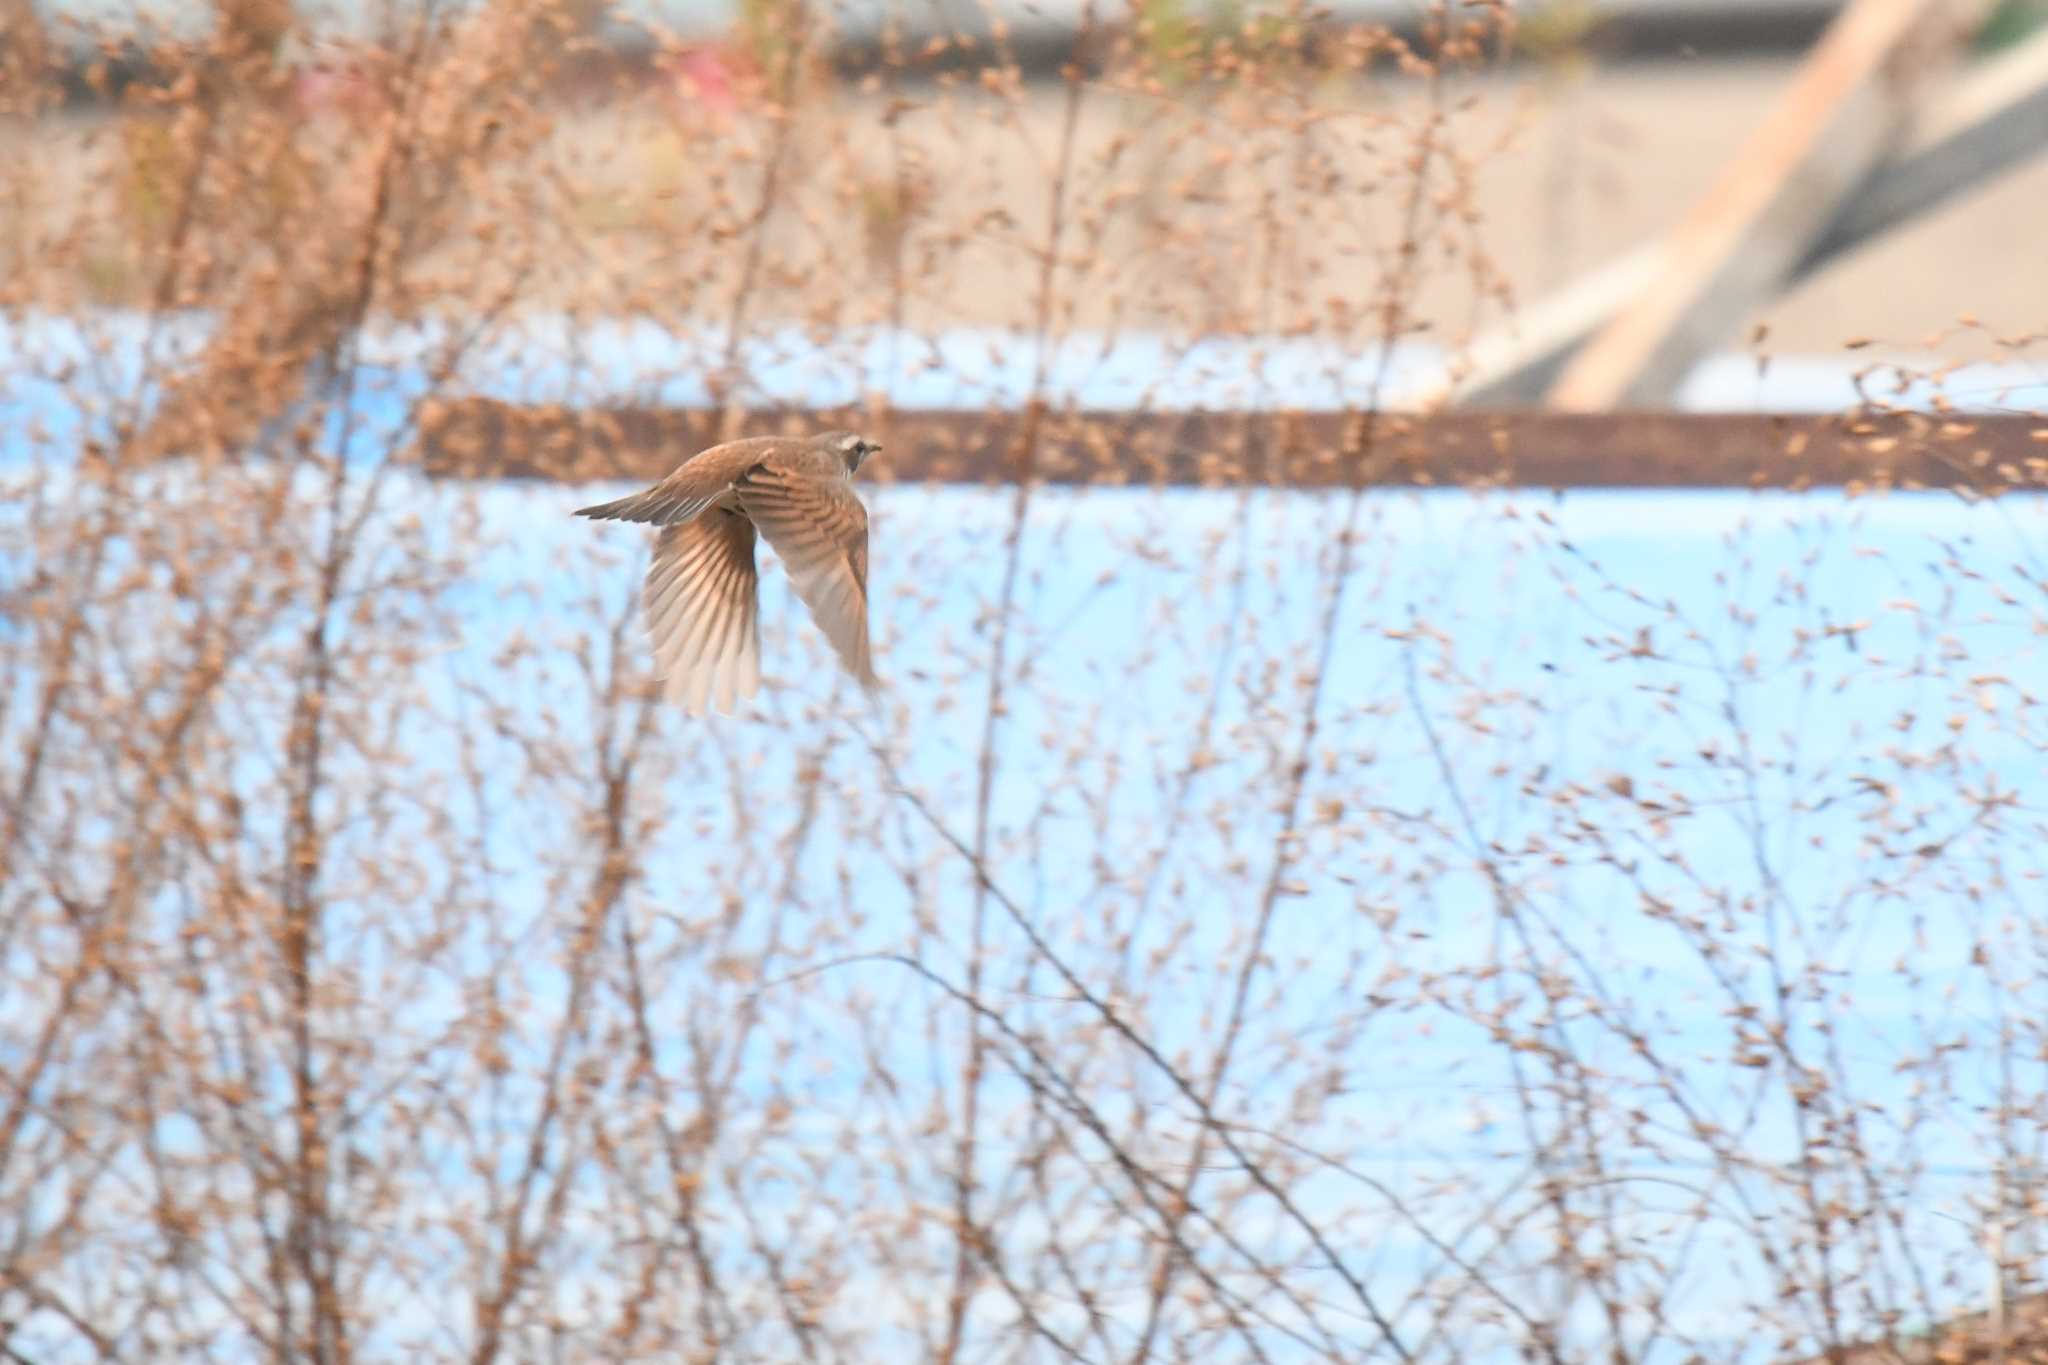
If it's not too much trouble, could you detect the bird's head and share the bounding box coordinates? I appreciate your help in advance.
[825,430,881,474]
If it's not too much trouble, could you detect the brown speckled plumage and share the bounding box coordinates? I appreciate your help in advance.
[575,431,879,714]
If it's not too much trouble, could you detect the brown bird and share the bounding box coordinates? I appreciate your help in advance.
[575,431,880,714]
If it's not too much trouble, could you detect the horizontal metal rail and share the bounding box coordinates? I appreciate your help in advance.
[414,400,2048,491]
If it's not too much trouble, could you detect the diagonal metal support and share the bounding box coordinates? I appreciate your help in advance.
[1547,0,1972,410]
[1427,16,2048,410]
[1792,21,2048,275]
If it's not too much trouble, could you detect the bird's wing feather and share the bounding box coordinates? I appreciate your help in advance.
[642,510,762,714]
[576,437,794,526]
[736,462,875,688]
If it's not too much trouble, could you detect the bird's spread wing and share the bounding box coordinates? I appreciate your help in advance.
[736,463,875,689]
[642,510,762,715]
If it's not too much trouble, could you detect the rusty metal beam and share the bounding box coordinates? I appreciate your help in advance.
[414,398,2048,492]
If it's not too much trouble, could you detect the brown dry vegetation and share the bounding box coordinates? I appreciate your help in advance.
[3,2,2048,1363]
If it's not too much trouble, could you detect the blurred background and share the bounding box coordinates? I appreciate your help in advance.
[9,0,2048,404]
[2,1,2047,1362]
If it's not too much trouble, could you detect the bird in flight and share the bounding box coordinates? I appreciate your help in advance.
[575,430,880,714]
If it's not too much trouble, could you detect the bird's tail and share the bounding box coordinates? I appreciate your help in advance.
[573,486,713,525]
